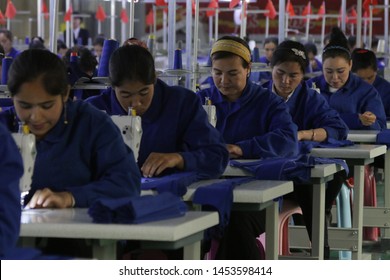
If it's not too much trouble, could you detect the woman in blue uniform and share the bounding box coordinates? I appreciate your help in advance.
[0,49,141,208]
[86,45,228,179]
[258,37,278,84]
[263,40,349,259]
[307,27,386,130]
[197,36,298,259]
[351,48,390,120]
[0,123,23,259]
[0,49,141,258]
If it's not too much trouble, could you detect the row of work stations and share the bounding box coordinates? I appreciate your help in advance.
[1,0,390,261]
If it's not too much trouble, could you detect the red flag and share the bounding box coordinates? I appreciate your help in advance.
[349,7,357,24]
[192,0,196,15]
[64,5,72,22]
[0,10,5,25]
[155,0,167,6]
[146,9,154,25]
[301,1,311,22]
[229,0,241,9]
[206,0,218,17]
[286,0,296,17]
[317,1,325,20]
[120,8,128,24]
[42,0,49,20]
[95,4,106,22]
[363,0,378,13]
[265,0,277,19]
[5,0,17,19]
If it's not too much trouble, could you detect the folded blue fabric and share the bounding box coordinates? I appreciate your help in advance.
[141,171,199,196]
[192,177,254,239]
[88,192,188,224]
[299,139,354,154]
[376,129,390,148]
[230,154,348,184]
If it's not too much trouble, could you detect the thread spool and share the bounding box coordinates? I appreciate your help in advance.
[173,49,183,70]
[97,39,120,77]
[1,57,13,85]
[252,47,260,62]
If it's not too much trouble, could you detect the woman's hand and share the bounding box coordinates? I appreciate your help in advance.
[26,188,74,209]
[226,144,243,159]
[141,152,184,177]
[359,111,376,126]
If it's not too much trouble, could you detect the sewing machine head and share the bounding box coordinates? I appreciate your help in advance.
[111,115,143,161]
[11,132,36,207]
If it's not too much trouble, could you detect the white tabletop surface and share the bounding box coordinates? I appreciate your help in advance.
[20,208,219,242]
[311,144,386,159]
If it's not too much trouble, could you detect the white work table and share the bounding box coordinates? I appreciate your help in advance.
[183,178,293,260]
[310,144,387,259]
[19,208,218,260]
[222,161,342,260]
[346,130,390,246]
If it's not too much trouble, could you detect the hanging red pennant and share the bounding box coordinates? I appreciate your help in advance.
[64,5,72,22]
[155,0,167,6]
[146,9,154,25]
[363,0,378,13]
[265,0,277,20]
[5,0,17,19]
[192,0,196,15]
[206,0,218,17]
[317,1,325,20]
[42,0,49,20]
[95,4,106,22]
[120,8,129,24]
[286,0,296,17]
[301,1,311,22]
[0,9,5,25]
[349,7,357,24]
[229,0,241,10]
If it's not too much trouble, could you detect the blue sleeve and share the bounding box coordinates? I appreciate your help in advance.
[0,124,23,258]
[179,96,229,179]
[341,87,386,130]
[68,115,141,207]
[237,97,298,159]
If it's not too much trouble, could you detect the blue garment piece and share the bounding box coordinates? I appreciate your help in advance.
[3,248,72,260]
[230,155,349,184]
[373,75,390,120]
[7,47,21,59]
[376,129,390,148]
[141,172,199,196]
[86,79,229,179]
[307,73,386,130]
[192,177,254,239]
[88,192,188,224]
[263,81,349,142]
[0,101,141,208]
[258,56,272,84]
[197,81,298,159]
[0,123,23,259]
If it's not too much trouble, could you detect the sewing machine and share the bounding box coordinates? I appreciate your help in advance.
[12,131,36,207]
[202,104,217,127]
[111,115,142,161]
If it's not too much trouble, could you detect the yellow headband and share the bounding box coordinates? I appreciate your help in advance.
[211,39,251,63]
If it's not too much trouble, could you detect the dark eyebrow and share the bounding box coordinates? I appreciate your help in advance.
[17,100,55,106]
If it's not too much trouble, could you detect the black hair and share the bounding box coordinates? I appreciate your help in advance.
[93,36,105,47]
[7,49,68,97]
[29,36,46,50]
[0,29,13,41]
[322,27,351,62]
[63,46,98,74]
[347,35,356,50]
[0,44,4,66]
[304,42,318,56]
[57,39,67,51]
[271,40,309,74]
[109,45,156,87]
[211,35,251,68]
[263,37,279,46]
[351,48,378,72]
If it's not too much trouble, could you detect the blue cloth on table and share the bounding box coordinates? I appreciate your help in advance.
[299,139,354,154]
[141,172,199,197]
[88,192,188,224]
[192,177,254,239]
[230,155,348,184]
[376,129,390,148]
[3,247,72,260]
